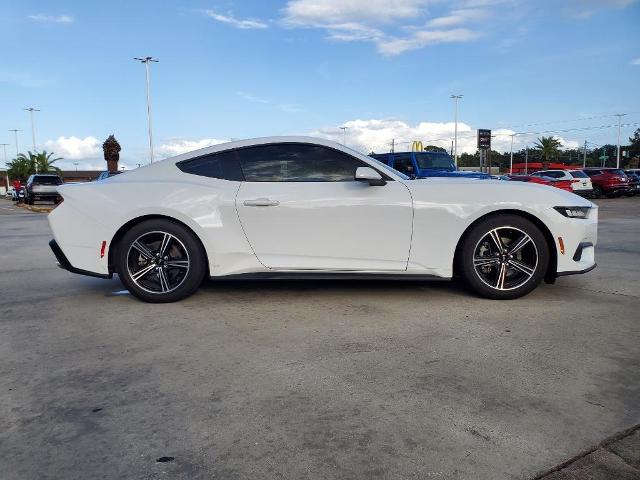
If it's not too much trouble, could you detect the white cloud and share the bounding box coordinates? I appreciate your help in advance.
[282,0,486,55]
[203,10,268,29]
[44,136,101,160]
[631,58,640,65]
[310,118,581,155]
[156,138,229,158]
[426,8,487,27]
[237,91,270,103]
[283,0,431,25]
[28,14,73,23]
[377,28,479,55]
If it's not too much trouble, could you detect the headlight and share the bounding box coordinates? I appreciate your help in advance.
[553,206,591,219]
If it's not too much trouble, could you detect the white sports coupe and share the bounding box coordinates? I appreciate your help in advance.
[48,137,597,303]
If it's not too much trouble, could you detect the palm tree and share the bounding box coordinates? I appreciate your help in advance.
[534,136,562,169]
[6,150,63,181]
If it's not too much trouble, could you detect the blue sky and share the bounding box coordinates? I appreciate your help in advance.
[1,0,639,169]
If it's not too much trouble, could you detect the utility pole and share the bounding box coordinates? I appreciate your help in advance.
[450,94,463,167]
[8,129,21,158]
[615,113,626,168]
[339,126,348,146]
[509,133,516,174]
[1,143,8,190]
[390,138,395,153]
[583,140,587,168]
[23,107,40,152]
[134,56,159,163]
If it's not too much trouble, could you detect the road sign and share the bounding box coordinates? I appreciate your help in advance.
[478,129,491,150]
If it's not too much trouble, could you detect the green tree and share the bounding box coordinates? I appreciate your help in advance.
[534,136,562,169]
[628,128,640,161]
[6,150,63,181]
[423,145,446,152]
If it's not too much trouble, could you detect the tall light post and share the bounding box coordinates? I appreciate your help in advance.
[134,56,159,163]
[1,143,8,190]
[23,107,40,152]
[339,126,349,146]
[615,113,626,168]
[450,94,463,167]
[509,133,516,174]
[8,129,21,158]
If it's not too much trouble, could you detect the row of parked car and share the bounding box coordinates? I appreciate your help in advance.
[372,150,640,199]
[504,168,640,198]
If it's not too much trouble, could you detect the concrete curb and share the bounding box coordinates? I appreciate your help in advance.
[532,424,640,479]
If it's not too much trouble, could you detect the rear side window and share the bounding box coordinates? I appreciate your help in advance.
[177,151,244,181]
[569,171,588,178]
[236,143,367,182]
[584,170,600,176]
[610,169,625,175]
[34,176,62,185]
[543,171,563,178]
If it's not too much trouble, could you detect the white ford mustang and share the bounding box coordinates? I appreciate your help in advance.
[48,137,597,302]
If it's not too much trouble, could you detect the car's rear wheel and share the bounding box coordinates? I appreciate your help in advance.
[116,219,206,303]
[460,215,549,300]
[592,185,603,199]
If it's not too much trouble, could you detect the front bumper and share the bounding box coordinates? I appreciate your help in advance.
[49,239,112,279]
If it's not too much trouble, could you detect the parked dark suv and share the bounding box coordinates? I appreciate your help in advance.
[582,168,630,198]
[623,170,640,196]
[25,173,63,205]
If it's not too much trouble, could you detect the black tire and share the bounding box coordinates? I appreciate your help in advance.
[27,197,34,205]
[592,185,603,199]
[116,219,206,303]
[459,214,549,300]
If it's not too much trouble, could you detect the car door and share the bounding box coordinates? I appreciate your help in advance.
[234,143,414,271]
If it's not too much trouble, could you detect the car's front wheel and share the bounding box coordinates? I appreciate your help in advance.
[460,215,549,300]
[116,219,206,303]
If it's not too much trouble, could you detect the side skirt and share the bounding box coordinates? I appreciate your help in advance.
[209,272,450,282]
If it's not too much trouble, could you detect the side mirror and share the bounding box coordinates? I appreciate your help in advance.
[355,166,386,186]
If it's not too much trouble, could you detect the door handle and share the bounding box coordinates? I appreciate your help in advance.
[243,198,280,207]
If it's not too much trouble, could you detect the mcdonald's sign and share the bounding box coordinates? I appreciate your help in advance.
[411,141,424,152]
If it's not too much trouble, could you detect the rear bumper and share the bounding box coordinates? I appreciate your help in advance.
[603,184,630,193]
[49,239,112,279]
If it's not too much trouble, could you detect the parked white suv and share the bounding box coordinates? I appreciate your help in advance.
[531,169,593,197]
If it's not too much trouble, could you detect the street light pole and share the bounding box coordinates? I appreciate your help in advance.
[339,126,348,146]
[450,94,463,168]
[1,143,8,190]
[509,133,516,174]
[9,129,21,158]
[134,56,159,164]
[23,107,40,152]
[583,140,587,168]
[615,113,626,168]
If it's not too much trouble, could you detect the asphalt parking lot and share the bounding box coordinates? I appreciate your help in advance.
[1,197,638,480]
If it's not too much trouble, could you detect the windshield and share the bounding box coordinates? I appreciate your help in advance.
[367,156,411,180]
[414,152,455,171]
[34,176,62,185]
[569,171,588,178]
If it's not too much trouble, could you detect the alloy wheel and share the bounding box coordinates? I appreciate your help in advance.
[126,231,190,294]
[472,226,539,291]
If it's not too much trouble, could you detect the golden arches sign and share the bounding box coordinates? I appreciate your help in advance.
[411,141,424,152]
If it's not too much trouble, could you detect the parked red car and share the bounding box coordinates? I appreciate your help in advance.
[507,174,574,192]
[582,168,630,198]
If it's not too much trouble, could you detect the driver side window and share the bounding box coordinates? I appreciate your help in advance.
[236,143,368,182]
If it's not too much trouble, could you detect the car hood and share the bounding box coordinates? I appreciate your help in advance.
[405,177,594,209]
